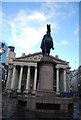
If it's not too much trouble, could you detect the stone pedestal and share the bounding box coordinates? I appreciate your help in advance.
[37,56,56,97]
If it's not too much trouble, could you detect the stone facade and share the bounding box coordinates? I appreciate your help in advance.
[6,50,71,95]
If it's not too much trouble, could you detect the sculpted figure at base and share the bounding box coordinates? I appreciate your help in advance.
[40,24,54,56]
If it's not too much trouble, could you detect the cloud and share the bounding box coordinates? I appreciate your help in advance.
[41,2,77,21]
[28,12,46,21]
[2,2,78,57]
[5,9,57,56]
[74,27,79,36]
[60,40,68,45]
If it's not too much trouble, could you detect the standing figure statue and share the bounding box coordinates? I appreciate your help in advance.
[40,24,54,56]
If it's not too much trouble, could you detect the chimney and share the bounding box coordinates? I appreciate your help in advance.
[22,53,25,57]
[6,46,15,65]
[55,55,59,59]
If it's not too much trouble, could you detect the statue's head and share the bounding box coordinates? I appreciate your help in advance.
[47,24,51,32]
[47,24,51,36]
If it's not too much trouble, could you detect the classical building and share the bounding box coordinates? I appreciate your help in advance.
[6,46,71,95]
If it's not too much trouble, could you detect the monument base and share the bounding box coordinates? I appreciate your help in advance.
[18,95,73,114]
[37,90,56,98]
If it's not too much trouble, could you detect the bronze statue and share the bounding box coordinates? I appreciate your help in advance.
[40,24,54,56]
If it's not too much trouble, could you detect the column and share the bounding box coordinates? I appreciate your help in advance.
[33,67,37,92]
[24,66,30,93]
[56,68,60,93]
[11,65,16,90]
[17,66,23,92]
[6,67,12,90]
[67,70,71,92]
[63,68,67,92]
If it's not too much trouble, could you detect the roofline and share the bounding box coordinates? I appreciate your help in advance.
[50,55,68,64]
[15,52,42,59]
[15,52,68,64]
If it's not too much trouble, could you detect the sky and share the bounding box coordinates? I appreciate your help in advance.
[0,2,79,70]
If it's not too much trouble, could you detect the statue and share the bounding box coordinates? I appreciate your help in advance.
[40,24,54,56]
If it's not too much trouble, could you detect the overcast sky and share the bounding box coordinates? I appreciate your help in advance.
[0,2,79,70]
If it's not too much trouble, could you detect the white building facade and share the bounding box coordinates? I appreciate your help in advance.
[6,48,71,95]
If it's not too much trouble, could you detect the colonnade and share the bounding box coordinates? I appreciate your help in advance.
[6,65,37,94]
[6,64,70,94]
[56,67,67,93]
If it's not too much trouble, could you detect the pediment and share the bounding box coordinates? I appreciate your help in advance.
[15,52,43,62]
[52,56,67,65]
[14,52,68,65]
